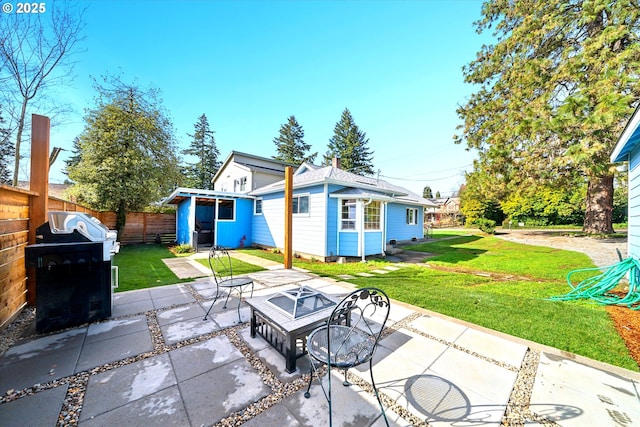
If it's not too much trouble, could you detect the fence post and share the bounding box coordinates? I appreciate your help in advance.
[27,114,50,305]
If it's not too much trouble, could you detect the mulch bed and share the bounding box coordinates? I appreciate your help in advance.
[607,305,640,369]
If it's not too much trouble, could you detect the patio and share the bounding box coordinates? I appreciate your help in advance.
[0,256,639,426]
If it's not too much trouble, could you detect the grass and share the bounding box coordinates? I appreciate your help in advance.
[113,244,195,292]
[193,257,266,276]
[113,244,266,292]
[237,235,638,371]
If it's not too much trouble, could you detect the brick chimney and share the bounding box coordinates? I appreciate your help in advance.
[332,157,341,169]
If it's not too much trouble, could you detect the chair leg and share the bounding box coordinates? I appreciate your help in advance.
[343,368,350,386]
[202,290,221,320]
[369,359,389,426]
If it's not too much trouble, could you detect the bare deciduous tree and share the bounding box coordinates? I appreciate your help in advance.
[0,0,85,185]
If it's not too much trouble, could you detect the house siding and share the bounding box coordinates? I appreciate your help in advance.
[629,144,640,259]
[216,198,253,248]
[386,204,424,242]
[338,232,359,256]
[252,185,327,257]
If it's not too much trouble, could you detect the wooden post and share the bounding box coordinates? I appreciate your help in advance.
[27,114,50,305]
[284,167,293,269]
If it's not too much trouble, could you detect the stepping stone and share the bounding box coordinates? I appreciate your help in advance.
[371,269,390,274]
[383,266,401,271]
[356,272,374,277]
[337,274,356,280]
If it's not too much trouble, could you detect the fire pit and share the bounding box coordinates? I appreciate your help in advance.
[248,287,340,373]
[266,286,336,319]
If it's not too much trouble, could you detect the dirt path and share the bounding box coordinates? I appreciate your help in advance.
[494,229,627,268]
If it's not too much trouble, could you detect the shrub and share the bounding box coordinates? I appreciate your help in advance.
[173,244,192,254]
[476,218,496,234]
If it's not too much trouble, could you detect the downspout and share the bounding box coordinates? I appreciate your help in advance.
[189,196,196,247]
[361,198,373,262]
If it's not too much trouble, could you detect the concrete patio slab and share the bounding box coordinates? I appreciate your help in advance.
[168,335,244,382]
[76,328,153,372]
[530,352,640,426]
[0,385,68,426]
[453,327,528,368]
[1,267,639,427]
[178,358,271,426]
[0,328,85,391]
[81,353,177,421]
[160,315,221,345]
[81,385,189,427]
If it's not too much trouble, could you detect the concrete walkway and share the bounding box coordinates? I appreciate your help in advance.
[0,262,639,426]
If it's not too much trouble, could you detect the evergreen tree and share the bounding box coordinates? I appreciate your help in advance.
[455,1,640,234]
[0,109,13,185]
[325,108,374,175]
[66,76,181,235]
[423,186,433,199]
[183,114,221,189]
[273,115,316,164]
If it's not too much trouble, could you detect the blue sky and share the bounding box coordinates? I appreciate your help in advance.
[40,0,489,197]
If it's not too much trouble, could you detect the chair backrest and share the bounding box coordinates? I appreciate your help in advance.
[327,287,390,362]
[208,245,233,284]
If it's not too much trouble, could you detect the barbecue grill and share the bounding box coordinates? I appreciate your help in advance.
[25,212,120,332]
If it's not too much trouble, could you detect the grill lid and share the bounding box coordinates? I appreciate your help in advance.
[266,286,336,319]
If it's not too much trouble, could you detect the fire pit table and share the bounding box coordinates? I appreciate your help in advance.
[248,286,343,373]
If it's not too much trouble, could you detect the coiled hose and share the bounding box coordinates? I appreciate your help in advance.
[549,257,640,310]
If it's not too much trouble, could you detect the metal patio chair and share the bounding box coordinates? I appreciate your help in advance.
[304,287,391,426]
[202,245,254,323]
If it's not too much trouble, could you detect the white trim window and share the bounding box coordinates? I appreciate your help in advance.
[254,198,263,215]
[292,194,309,215]
[364,201,381,230]
[406,208,418,225]
[234,177,247,192]
[341,199,357,230]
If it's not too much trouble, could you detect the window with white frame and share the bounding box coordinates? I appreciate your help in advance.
[341,199,357,230]
[406,208,418,225]
[364,201,381,230]
[234,177,247,192]
[218,199,235,220]
[292,194,309,214]
[254,198,263,215]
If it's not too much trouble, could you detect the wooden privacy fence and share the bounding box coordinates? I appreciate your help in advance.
[0,183,176,329]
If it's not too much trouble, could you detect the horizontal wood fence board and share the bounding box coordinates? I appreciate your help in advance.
[1,182,177,329]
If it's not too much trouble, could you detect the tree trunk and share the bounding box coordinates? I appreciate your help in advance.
[583,174,614,234]
[116,199,127,241]
[12,98,28,186]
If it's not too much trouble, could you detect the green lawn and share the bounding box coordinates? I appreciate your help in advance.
[113,244,264,292]
[237,235,638,371]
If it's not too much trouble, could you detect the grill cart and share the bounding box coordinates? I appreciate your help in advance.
[25,212,120,332]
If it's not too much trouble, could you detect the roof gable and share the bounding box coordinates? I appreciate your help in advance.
[611,106,640,163]
[251,164,437,207]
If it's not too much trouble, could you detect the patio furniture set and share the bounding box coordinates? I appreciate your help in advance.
[201,245,391,426]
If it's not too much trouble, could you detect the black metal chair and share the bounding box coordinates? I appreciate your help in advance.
[304,287,390,426]
[202,245,254,323]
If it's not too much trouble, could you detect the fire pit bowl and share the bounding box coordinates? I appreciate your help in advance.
[266,286,336,319]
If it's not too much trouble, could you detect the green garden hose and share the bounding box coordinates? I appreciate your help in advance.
[549,257,640,310]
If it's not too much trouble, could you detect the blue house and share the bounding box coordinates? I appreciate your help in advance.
[611,106,640,259]
[250,161,436,261]
[165,155,437,261]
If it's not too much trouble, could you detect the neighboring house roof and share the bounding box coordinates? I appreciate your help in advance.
[211,151,298,183]
[162,187,253,205]
[611,105,640,162]
[250,164,437,207]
